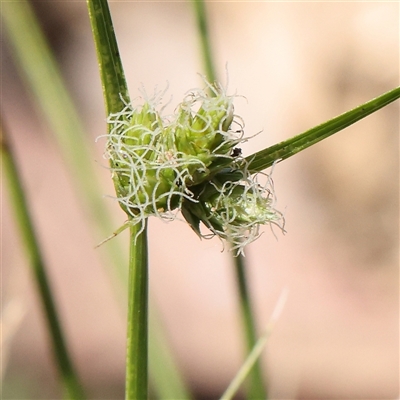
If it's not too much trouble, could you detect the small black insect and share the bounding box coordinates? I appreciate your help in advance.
[231,147,242,157]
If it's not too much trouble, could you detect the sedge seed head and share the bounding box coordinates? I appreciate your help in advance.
[103,79,283,252]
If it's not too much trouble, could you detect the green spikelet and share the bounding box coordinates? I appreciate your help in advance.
[103,79,283,253]
[181,169,284,255]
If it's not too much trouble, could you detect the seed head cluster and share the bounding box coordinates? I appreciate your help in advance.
[104,80,283,254]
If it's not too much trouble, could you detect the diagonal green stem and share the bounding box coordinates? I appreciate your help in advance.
[1,0,130,291]
[246,87,400,173]
[3,2,188,398]
[126,223,149,400]
[1,119,85,400]
[1,0,115,243]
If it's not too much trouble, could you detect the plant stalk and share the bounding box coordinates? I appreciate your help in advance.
[126,222,149,400]
[1,0,116,243]
[192,0,217,84]
[246,87,400,172]
[3,1,189,398]
[1,119,85,400]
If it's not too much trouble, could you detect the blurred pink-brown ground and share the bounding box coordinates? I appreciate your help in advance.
[2,2,399,399]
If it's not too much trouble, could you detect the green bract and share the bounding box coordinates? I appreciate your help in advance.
[105,80,283,253]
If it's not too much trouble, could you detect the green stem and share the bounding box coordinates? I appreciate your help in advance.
[3,1,188,397]
[192,0,217,84]
[1,120,85,400]
[233,254,267,399]
[246,86,400,173]
[126,223,149,400]
[1,0,131,288]
[1,0,113,236]
[87,0,129,114]
[87,0,150,396]
[86,2,149,398]
[87,0,191,398]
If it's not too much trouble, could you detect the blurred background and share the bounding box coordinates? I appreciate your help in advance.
[2,1,399,399]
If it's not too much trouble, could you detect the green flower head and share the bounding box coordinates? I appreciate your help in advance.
[105,81,243,224]
[103,78,283,252]
[163,81,243,186]
[171,82,235,157]
[106,95,180,221]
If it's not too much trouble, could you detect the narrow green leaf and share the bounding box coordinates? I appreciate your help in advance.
[1,120,85,400]
[246,87,400,173]
[1,0,116,245]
